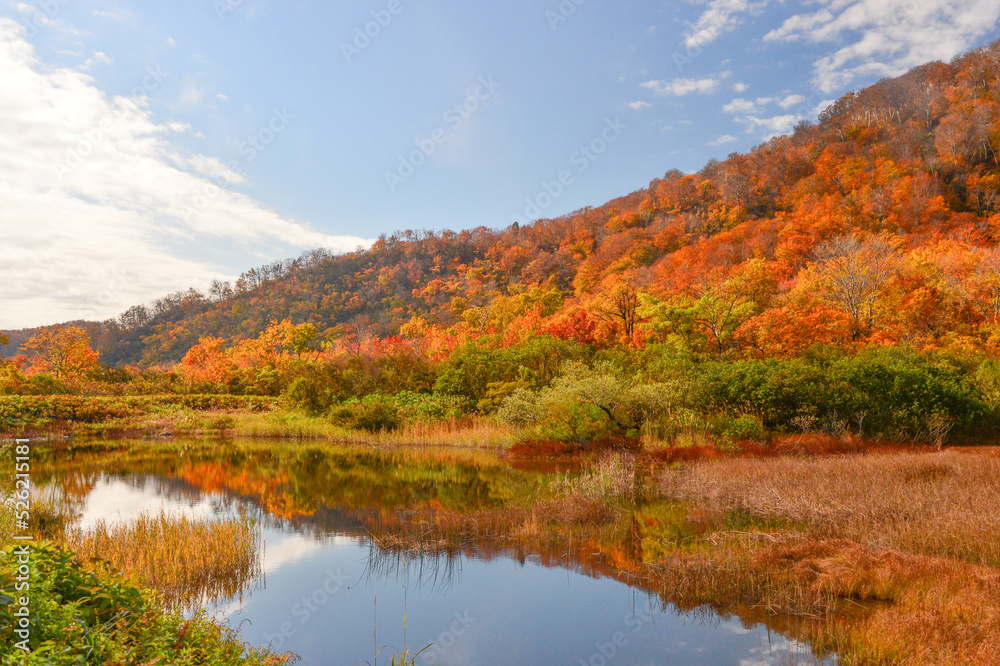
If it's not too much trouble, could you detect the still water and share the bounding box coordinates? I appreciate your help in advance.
[40,442,835,666]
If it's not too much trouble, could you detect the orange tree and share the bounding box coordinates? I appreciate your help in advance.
[20,326,101,379]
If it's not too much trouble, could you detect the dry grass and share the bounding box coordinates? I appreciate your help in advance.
[67,510,263,608]
[647,449,1000,664]
[663,449,1000,566]
[232,412,519,448]
[551,454,640,506]
[651,533,1000,665]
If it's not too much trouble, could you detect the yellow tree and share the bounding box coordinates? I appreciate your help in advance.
[814,234,900,337]
[21,326,100,379]
[595,279,640,340]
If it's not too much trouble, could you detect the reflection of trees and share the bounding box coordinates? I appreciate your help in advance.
[33,441,831,660]
[364,542,462,594]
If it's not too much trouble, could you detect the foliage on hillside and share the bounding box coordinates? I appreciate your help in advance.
[5,42,1000,446]
[4,43,1000,367]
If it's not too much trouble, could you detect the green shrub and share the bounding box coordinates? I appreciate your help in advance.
[393,391,469,420]
[284,376,335,415]
[433,336,585,405]
[0,543,293,664]
[723,415,766,442]
[330,397,402,433]
[700,349,992,444]
[974,360,1000,410]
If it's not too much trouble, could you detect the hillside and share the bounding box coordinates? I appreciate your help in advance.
[6,40,1000,367]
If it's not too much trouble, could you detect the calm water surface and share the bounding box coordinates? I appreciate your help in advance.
[40,442,836,666]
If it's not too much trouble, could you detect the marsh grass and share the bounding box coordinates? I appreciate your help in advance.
[29,488,79,541]
[650,532,1000,664]
[664,450,1000,566]
[67,510,264,608]
[644,450,1000,664]
[0,443,13,545]
[233,411,519,448]
[551,454,642,508]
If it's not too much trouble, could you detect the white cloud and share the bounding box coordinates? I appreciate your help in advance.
[641,76,721,96]
[725,95,808,139]
[0,18,370,329]
[684,0,768,49]
[627,100,650,110]
[81,51,112,69]
[743,113,800,137]
[166,37,177,47]
[709,134,739,145]
[217,93,229,101]
[723,97,758,114]
[731,81,749,93]
[764,0,1000,92]
[177,82,205,107]
[777,94,806,109]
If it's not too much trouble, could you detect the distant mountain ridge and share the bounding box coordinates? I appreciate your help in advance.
[6,39,1000,366]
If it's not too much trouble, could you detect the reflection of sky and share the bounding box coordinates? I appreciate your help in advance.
[57,474,837,666]
[72,475,225,530]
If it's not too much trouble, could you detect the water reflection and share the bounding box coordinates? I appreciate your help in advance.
[34,440,836,665]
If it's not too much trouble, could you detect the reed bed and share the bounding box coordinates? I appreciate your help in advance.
[646,449,1000,663]
[232,412,519,448]
[550,454,641,507]
[649,532,1000,665]
[67,510,263,608]
[663,449,1000,566]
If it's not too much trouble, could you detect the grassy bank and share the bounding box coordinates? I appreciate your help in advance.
[0,542,292,665]
[0,394,520,448]
[0,394,272,438]
[0,442,291,664]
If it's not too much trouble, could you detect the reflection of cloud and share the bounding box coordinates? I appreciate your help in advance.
[737,629,833,665]
[75,477,222,530]
[262,532,348,574]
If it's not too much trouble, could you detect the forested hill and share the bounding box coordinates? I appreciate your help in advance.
[8,39,1000,367]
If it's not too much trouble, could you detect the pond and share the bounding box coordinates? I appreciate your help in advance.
[36,440,836,666]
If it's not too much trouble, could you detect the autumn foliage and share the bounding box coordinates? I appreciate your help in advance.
[5,41,1000,444]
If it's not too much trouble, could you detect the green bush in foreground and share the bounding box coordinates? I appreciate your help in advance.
[0,543,294,665]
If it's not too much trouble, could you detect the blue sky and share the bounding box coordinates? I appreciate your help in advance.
[2,0,1000,328]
